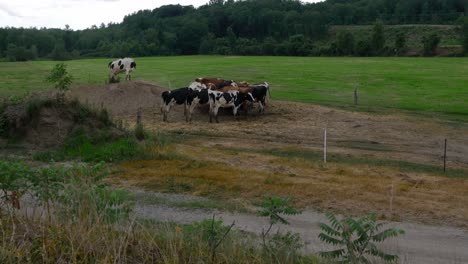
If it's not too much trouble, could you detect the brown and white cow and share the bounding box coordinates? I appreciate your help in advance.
[195,77,236,89]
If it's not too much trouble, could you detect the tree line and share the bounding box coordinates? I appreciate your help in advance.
[1,0,467,61]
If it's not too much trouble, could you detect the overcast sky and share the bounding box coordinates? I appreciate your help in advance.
[0,0,324,30]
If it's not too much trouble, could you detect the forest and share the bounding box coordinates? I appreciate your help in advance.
[1,0,468,60]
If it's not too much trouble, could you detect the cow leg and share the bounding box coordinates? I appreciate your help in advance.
[188,100,197,122]
[258,101,264,113]
[163,104,171,122]
[233,106,239,121]
[213,106,220,123]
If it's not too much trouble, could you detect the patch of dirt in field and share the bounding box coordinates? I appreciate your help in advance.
[72,80,468,227]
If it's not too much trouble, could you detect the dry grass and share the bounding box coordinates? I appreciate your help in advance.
[0,210,293,264]
[113,142,468,229]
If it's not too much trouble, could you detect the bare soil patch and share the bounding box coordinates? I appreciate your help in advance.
[71,81,468,227]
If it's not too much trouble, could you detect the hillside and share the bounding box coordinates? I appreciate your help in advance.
[328,24,462,56]
[0,0,467,60]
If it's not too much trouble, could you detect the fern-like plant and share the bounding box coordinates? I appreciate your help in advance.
[258,196,300,244]
[319,212,404,263]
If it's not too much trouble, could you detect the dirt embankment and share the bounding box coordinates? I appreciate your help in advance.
[0,97,124,151]
[70,80,468,170]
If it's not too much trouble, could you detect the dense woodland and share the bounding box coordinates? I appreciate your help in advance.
[1,0,468,60]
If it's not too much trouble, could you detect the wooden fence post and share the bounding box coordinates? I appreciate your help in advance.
[137,107,142,125]
[354,86,358,106]
[323,128,327,164]
[443,139,447,172]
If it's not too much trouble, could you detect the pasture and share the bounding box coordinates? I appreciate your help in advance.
[1,56,468,263]
[1,56,468,121]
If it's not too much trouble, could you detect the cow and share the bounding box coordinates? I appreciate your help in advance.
[108,57,136,82]
[249,83,270,113]
[185,82,209,122]
[208,89,255,123]
[160,87,191,122]
[195,77,236,89]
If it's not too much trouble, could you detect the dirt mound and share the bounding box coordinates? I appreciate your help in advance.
[1,98,125,150]
[70,81,165,117]
[70,81,235,122]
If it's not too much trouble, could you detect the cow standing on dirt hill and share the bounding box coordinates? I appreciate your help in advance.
[108,57,136,82]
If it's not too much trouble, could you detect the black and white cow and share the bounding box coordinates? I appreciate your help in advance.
[185,82,209,122]
[250,82,270,113]
[160,87,191,122]
[208,89,255,123]
[108,57,136,81]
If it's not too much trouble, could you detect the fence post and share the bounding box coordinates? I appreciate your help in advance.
[137,107,142,125]
[443,139,447,172]
[354,86,358,106]
[323,128,327,164]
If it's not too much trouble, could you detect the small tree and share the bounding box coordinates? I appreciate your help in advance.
[319,212,404,263]
[336,31,355,56]
[372,20,385,55]
[461,17,468,55]
[258,196,300,244]
[258,195,303,263]
[422,33,440,56]
[394,32,406,56]
[45,63,73,102]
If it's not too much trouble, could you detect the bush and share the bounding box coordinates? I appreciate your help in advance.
[45,63,73,95]
[395,32,407,55]
[355,39,372,56]
[461,17,468,55]
[422,33,440,56]
[0,161,32,210]
[336,31,355,56]
[319,212,404,263]
[134,123,146,141]
[372,20,385,55]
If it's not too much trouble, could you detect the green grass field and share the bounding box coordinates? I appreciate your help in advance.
[1,56,467,121]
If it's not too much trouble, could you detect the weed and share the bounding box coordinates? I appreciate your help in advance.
[319,212,405,263]
[134,123,145,141]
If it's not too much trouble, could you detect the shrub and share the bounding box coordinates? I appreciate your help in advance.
[59,162,132,223]
[0,161,32,210]
[395,32,407,55]
[422,33,440,56]
[461,17,468,55]
[336,31,355,56]
[319,212,404,263]
[45,63,73,102]
[134,123,146,141]
[372,20,385,55]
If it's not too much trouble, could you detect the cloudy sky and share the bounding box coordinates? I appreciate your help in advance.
[0,0,324,30]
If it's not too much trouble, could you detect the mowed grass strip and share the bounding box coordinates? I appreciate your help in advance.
[1,56,467,121]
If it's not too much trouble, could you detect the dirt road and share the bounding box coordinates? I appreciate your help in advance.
[133,190,468,264]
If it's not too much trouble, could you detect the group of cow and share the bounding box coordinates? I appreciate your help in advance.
[106,58,270,123]
[160,77,270,123]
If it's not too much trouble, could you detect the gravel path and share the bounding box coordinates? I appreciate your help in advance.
[133,190,468,264]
